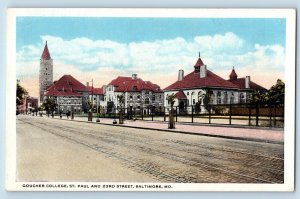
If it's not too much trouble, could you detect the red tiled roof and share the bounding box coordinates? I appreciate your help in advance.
[86,86,104,95]
[108,76,132,87]
[164,70,239,91]
[109,76,163,92]
[45,75,88,97]
[41,41,51,60]
[229,68,238,80]
[229,78,266,90]
[176,91,187,99]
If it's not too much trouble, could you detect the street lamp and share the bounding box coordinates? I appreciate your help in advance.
[87,79,93,121]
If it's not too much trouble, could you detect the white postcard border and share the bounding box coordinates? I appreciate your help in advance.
[6,8,296,192]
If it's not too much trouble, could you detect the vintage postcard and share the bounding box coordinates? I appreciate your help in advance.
[6,8,295,191]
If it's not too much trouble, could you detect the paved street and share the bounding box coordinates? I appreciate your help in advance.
[17,115,284,183]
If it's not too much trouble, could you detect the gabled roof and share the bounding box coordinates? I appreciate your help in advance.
[176,91,187,99]
[229,78,266,90]
[45,75,88,97]
[109,76,163,93]
[41,41,51,60]
[164,70,239,91]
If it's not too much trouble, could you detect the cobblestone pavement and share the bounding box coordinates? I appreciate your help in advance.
[17,115,284,183]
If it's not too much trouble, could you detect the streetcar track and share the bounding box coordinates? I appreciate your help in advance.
[31,119,284,173]
[18,119,190,183]
[35,119,284,172]
[18,118,284,183]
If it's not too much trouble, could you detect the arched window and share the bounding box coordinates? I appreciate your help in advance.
[230,92,235,104]
[240,93,245,104]
[217,91,221,104]
[198,91,202,97]
[223,91,228,104]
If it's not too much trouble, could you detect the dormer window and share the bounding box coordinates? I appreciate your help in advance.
[133,86,137,91]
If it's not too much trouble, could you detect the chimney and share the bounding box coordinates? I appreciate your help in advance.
[178,69,184,81]
[132,74,137,80]
[86,82,89,87]
[245,76,250,89]
[200,65,207,78]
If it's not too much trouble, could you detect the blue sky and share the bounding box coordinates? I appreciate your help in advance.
[17,17,285,49]
[16,17,286,97]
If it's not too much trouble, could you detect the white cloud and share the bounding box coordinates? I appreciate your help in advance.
[17,32,285,97]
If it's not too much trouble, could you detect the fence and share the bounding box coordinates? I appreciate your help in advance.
[82,103,284,128]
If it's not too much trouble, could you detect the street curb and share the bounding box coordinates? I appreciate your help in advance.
[48,117,283,145]
[134,119,284,131]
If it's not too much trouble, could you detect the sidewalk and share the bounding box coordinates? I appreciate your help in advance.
[46,115,284,144]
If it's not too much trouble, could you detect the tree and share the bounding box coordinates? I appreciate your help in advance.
[251,90,269,104]
[195,101,201,114]
[16,82,28,105]
[250,79,285,104]
[269,79,285,104]
[202,89,213,111]
[42,98,57,117]
[167,93,176,129]
[117,94,125,124]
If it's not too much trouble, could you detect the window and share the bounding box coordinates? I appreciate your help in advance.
[193,99,195,105]
[191,92,195,95]
[217,91,221,104]
[133,86,137,91]
[239,93,245,104]
[187,92,189,96]
[230,92,234,104]
[145,90,149,94]
[130,95,133,100]
[223,91,228,104]
[145,98,150,104]
[137,95,141,100]
[152,95,155,101]
[46,68,47,70]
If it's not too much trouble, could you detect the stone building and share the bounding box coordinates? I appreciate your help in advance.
[163,55,266,112]
[104,74,164,114]
[44,75,90,113]
[39,41,53,104]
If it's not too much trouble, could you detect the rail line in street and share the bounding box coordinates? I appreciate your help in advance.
[18,117,284,183]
